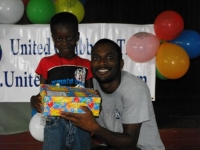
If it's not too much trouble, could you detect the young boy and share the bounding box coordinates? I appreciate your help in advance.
[30,12,93,150]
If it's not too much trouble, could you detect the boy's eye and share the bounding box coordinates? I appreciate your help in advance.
[67,36,74,40]
[55,36,75,42]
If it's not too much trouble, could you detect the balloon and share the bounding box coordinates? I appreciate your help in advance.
[154,10,184,41]
[26,0,56,24]
[126,32,160,63]
[156,67,168,80]
[29,113,45,142]
[79,0,87,6]
[22,0,29,7]
[54,0,85,23]
[170,30,200,59]
[156,42,190,79]
[31,108,38,117]
[0,0,24,24]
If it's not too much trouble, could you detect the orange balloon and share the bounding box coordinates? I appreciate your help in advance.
[156,42,190,79]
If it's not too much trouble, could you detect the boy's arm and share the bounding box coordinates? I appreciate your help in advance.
[85,78,93,88]
[30,75,47,113]
[40,75,47,84]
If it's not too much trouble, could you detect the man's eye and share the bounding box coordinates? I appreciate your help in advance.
[108,56,114,59]
[92,56,98,60]
[55,38,62,41]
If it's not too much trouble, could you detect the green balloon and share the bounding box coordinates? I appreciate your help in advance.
[156,67,168,80]
[26,0,56,24]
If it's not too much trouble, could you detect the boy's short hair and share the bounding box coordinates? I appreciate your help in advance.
[93,38,123,60]
[50,12,78,33]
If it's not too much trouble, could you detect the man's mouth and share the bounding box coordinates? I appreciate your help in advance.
[97,68,109,74]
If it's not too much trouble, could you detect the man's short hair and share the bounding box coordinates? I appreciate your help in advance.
[93,38,123,60]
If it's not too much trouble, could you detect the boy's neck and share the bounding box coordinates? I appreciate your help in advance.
[57,53,77,59]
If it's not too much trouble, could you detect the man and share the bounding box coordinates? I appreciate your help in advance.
[61,38,165,150]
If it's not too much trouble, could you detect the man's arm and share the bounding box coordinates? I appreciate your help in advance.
[60,106,142,150]
[94,123,141,150]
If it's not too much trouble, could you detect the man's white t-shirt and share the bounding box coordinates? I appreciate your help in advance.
[93,71,165,150]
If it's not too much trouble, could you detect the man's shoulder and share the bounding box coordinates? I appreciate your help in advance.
[121,71,143,83]
[121,71,149,89]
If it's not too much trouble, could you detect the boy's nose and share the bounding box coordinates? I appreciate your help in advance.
[62,38,68,45]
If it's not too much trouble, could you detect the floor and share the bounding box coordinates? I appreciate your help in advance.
[0,127,200,150]
[0,115,200,150]
[160,128,200,150]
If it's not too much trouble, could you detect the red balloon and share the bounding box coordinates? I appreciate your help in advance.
[154,10,184,41]
[22,0,29,7]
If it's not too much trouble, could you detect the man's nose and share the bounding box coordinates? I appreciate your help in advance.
[98,58,106,66]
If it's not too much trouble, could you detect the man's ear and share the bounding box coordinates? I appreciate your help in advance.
[76,32,80,43]
[120,59,124,70]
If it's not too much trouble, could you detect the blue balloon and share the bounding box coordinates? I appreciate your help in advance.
[79,0,87,6]
[169,30,200,59]
[31,108,37,117]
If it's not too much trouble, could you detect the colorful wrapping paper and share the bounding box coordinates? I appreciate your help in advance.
[40,84,101,116]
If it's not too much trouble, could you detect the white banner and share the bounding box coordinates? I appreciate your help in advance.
[0,23,156,102]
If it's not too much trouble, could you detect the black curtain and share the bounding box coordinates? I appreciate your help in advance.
[82,0,200,127]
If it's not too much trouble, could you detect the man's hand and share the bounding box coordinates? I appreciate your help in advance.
[30,94,42,113]
[60,106,100,133]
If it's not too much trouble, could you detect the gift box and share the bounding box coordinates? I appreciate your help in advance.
[40,84,101,116]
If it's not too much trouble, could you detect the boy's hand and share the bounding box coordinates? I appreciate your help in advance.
[30,94,42,113]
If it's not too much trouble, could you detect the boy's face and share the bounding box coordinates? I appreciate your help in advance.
[52,24,79,58]
[91,43,123,84]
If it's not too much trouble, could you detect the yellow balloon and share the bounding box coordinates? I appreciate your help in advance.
[54,0,85,23]
[156,42,190,79]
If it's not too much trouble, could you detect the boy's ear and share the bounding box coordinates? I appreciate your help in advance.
[51,34,55,42]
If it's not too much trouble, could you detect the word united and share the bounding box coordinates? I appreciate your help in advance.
[10,38,126,56]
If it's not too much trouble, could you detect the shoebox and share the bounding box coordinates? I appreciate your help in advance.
[40,84,101,116]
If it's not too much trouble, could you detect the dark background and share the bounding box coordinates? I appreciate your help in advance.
[18,0,200,128]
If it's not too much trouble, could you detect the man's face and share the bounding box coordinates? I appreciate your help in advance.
[52,24,79,58]
[91,43,123,84]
